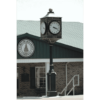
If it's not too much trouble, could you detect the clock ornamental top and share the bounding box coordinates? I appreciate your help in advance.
[43,9,61,18]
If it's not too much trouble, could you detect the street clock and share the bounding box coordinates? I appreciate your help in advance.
[40,9,62,96]
[40,9,62,43]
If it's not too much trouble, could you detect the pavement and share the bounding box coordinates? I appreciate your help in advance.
[17,95,83,100]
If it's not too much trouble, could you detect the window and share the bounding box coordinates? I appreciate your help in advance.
[35,67,45,88]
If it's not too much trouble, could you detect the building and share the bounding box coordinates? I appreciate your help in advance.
[17,20,83,97]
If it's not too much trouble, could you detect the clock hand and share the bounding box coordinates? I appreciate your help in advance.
[53,27,57,29]
[53,27,59,31]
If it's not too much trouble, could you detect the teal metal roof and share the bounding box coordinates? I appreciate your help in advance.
[17,20,83,49]
[17,33,83,59]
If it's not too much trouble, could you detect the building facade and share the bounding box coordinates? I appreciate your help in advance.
[17,21,83,97]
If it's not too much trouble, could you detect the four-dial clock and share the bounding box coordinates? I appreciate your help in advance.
[41,22,46,34]
[49,21,60,34]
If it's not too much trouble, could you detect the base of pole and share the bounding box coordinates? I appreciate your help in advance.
[47,91,57,97]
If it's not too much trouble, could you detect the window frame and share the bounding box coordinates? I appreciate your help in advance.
[35,66,45,88]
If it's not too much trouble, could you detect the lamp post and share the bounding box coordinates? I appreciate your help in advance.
[40,9,62,96]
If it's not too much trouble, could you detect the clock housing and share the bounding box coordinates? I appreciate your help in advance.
[40,17,62,43]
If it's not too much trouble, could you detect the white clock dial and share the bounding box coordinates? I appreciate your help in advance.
[18,39,35,57]
[41,22,46,34]
[49,21,60,34]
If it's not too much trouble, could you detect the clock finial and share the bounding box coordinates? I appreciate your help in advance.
[49,8,54,13]
[44,8,54,17]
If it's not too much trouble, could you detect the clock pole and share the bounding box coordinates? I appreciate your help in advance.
[49,44,53,72]
[40,9,62,97]
[47,43,57,96]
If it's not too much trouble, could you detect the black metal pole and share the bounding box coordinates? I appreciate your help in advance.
[47,43,57,96]
[49,44,54,72]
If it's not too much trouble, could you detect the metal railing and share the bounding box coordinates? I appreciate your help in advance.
[58,74,79,96]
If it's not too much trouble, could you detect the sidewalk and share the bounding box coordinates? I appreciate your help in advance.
[17,95,83,100]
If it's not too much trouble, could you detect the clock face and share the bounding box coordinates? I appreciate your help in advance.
[18,39,35,57]
[41,22,46,34]
[49,21,60,34]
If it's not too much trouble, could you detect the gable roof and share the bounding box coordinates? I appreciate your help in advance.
[17,33,83,52]
[17,20,83,49]
[17,33,83,59]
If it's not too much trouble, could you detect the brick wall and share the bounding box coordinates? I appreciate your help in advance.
[67,62,83,95]
[17,63,45,96]
[54,62,66,93]
[17,62,83,96]
[54,62,83,95]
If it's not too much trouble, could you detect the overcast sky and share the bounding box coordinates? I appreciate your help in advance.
[17,0,83,23]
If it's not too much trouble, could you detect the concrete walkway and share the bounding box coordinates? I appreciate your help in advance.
[17,95,83,100]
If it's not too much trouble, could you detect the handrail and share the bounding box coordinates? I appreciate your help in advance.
[58,74,79,95]
[67,87,74,95]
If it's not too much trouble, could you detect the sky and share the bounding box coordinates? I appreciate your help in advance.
[17,0,83,23]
